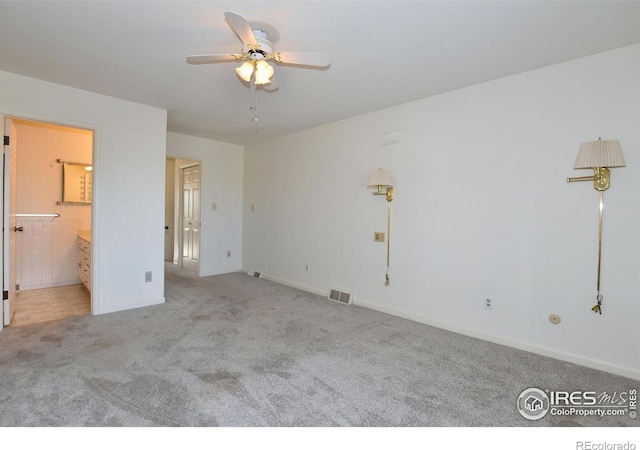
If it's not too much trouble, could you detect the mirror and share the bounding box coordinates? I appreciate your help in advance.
[58,160,92,205]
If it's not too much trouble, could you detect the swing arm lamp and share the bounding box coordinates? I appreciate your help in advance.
[567,138,625,314]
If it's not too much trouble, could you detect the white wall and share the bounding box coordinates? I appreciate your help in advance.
[1,70,167,315]
[15,120,93,223]
[243,44,640,379]
[166,132,243,276]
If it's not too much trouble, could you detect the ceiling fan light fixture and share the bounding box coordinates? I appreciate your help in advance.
[187,12,330,91]
[254,71,270,85]
[254,60,274,85]
[236,61,254,82]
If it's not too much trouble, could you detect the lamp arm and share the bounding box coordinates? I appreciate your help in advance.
[567,167,611,191]
[567,175,595,183]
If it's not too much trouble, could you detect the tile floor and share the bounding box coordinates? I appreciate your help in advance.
[10,284,91,327]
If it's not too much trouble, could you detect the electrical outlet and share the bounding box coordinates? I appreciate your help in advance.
[145,271,152,283]
[484,298,492,310]
[374,232,385,242]
[305,264,309,271]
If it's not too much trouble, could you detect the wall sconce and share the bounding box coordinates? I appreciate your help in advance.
[368,168,394,286]
[567,138,626,314]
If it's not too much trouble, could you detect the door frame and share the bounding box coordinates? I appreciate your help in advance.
[1,112,97,328]
[3,117,18,327]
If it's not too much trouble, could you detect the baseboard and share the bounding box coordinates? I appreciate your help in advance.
[252,272,327,297]
[18,279,82,291]
[246,271,640,381]
[94,297,165,315]
[356,299,640,381]
[199,268,243,277]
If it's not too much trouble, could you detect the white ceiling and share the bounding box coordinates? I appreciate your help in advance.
[2,1,640,145]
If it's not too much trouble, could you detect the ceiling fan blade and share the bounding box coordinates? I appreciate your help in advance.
[264,75,279,91]
[225,11,257,46]
[186,54,241,64]
[274,52,330,68]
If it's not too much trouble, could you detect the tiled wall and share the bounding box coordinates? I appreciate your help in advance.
[16,216,82,290]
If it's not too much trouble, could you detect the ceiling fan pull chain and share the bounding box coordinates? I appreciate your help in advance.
[592,293,603,314]
[253,85,259,123]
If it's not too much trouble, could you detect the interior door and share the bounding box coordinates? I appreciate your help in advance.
[181,164,200,273]
[3,118,18,326]
[164,158,175,262]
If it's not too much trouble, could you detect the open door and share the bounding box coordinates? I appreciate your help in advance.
[181,163,200,273]
[3,118,18,326]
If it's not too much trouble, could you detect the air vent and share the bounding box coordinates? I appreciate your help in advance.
[328,288,353,305]
[248,270,262,278]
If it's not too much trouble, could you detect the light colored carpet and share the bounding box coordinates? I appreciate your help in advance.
[0,264,635,426]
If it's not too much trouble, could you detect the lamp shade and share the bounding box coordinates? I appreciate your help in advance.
[235,61,254,82]
[367,168,393,188]
[574,139,626,169]
[254,60,274,85]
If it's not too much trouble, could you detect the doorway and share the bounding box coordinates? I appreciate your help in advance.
[165,158,201,275]
[2,117,93,328]
[181,163,200,273]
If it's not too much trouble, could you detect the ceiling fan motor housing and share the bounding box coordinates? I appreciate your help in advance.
[243,29,273,60]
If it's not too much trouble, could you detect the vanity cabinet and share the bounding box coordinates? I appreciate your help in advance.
[78,236,91,292]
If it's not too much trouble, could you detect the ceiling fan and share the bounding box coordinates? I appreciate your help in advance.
[186,12,330,91]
